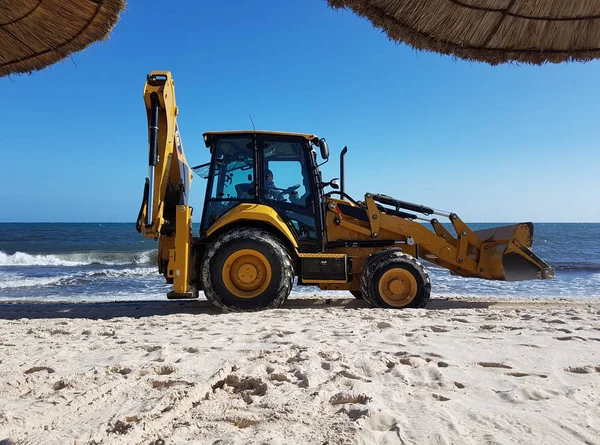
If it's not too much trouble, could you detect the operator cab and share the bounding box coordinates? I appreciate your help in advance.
[197,131,329,252]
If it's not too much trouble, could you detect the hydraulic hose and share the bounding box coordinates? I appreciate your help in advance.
[147,92,160,227]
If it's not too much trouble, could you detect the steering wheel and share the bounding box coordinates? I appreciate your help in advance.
[277,184,300,194]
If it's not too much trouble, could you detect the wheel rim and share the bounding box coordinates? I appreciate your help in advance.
[222,249,272,299]
[378,268,418,307]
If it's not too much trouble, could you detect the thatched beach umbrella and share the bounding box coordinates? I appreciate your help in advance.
[0,0,125,77]
[327,0,600,65]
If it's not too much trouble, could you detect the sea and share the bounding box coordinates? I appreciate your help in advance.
[0,223,599,302]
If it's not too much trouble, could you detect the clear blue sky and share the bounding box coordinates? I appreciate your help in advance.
[1,0,599,223]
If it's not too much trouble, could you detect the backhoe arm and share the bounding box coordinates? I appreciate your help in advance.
[136,71,195,298]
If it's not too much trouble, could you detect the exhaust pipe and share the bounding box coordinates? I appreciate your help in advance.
[340,146,347,195]
[147,92,160,227]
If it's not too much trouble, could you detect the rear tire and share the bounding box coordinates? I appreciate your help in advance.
[361,251,430,309]
[201,228,294,312]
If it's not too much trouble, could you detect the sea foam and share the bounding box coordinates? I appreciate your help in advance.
[0,250,156,267]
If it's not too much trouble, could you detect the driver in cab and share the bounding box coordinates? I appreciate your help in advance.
[264,169,284,201]
[264,169,301,204]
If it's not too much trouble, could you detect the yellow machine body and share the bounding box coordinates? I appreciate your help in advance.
[205,203,299,250]
[319,195,553,293]
[136,71,554,308]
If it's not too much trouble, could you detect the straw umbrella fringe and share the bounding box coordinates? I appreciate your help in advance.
[0,0,125,77]
[327,0,600,65]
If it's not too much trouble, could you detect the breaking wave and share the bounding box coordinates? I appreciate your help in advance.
[0,275,66,289]
[0,250,157,267]
[0,267,159,290]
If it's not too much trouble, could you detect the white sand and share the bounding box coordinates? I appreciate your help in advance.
[0,296,599,445]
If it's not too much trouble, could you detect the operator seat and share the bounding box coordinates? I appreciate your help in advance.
[235,183,254,199]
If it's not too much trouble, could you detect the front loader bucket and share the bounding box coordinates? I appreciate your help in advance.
[474,223,555,281]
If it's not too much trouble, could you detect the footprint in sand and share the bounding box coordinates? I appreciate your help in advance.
[505,372,548,378]
[336,405,370,421]
[377,322,392,329]
[212,374,268,404]
[107,365,132,376]
[52,379,71,391]
[480,325,497,331]
[154,365,176,376]
[545,319,566,325]
[477,362,513,369]
[428,326,450,333]
[522,387,560,401]
[24,366,55,375]
[106,420,133,435]
[399,356,429,367]
[268,373,290,383]
[151,379,194,390]
[293,370,310,388]
[565,366,600,374]
[329,392,371,406]
[519,343,542,349]
[425,352,444,359]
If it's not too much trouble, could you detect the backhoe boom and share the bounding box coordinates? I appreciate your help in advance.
[136,71,195,298]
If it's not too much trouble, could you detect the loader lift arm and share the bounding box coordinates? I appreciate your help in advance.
[136,71,196,298]
[326,192,555,282]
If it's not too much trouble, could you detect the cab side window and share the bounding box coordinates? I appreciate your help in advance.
[209,138,254,200]
[260,138,318,242]
[261,140,310,207]
[202,137,254,230]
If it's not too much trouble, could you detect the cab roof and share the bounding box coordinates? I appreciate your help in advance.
[203,130,319,147]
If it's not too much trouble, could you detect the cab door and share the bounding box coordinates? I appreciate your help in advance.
[258,136,322,252]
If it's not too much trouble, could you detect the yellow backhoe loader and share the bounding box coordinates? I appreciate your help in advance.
[137,71,554,311]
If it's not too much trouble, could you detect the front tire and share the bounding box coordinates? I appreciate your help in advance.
[361,251,430,309]
[201,228,294,312]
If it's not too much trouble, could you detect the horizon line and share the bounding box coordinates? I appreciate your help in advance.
[1,221,599,224]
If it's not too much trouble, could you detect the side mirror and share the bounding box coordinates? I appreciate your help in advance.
[320,178,339,190]
[319,138,330,160]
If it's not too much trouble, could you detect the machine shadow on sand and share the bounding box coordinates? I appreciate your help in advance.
[0,298,498,321]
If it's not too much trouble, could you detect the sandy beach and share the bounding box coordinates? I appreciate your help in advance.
[0,296,599,445]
